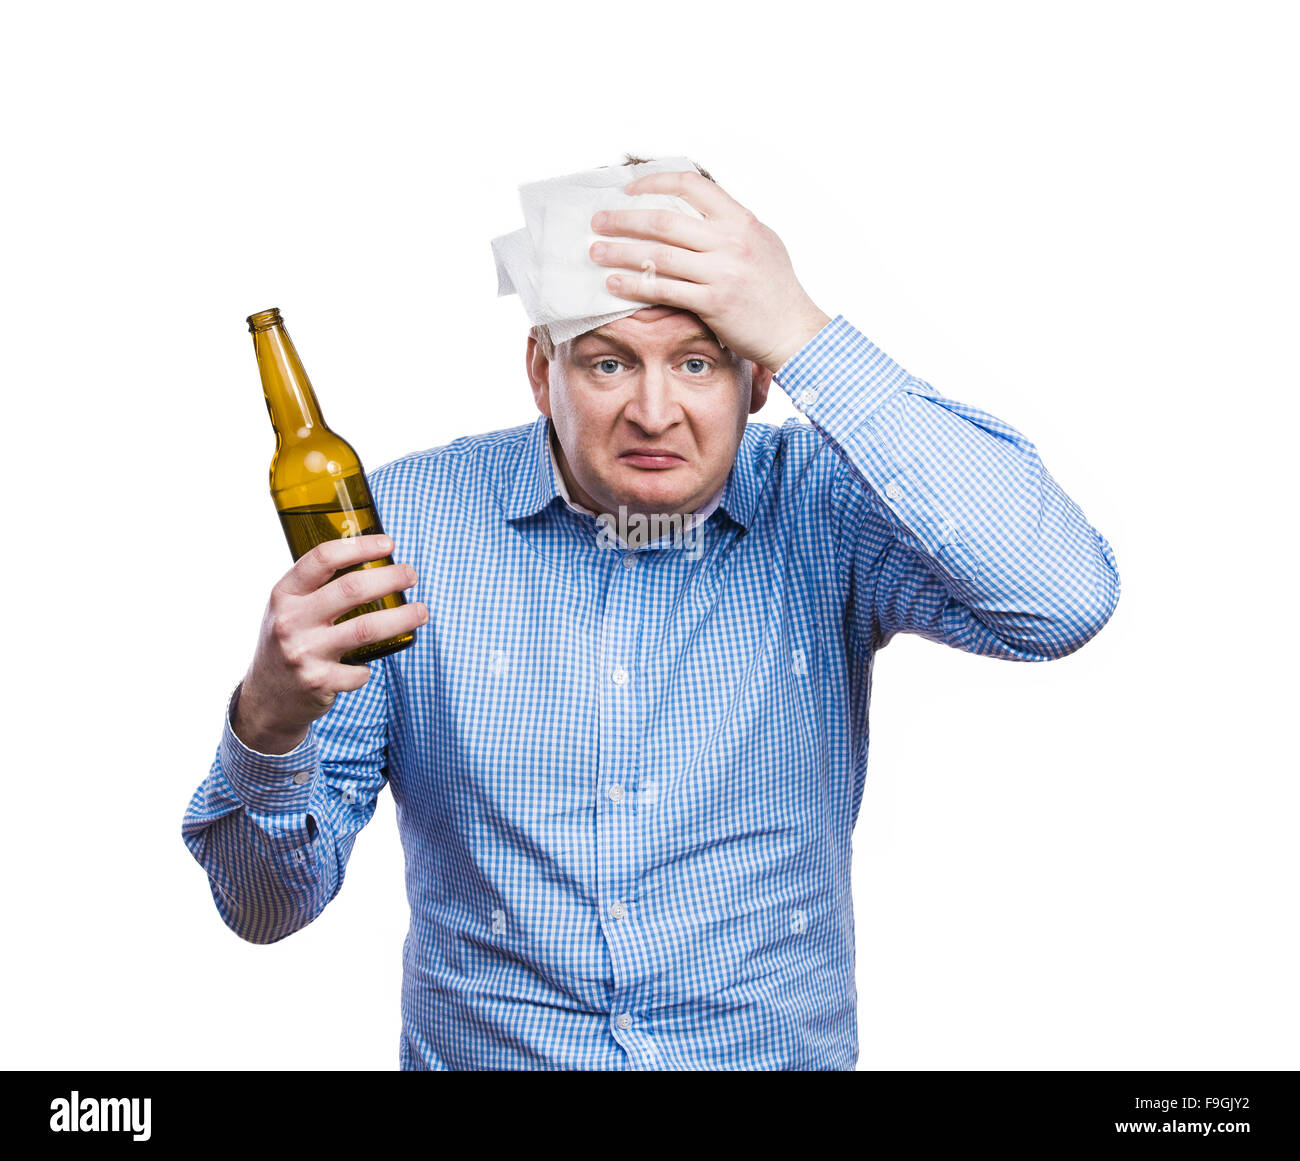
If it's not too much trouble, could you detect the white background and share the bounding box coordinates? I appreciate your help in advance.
[2,0,1295,1071]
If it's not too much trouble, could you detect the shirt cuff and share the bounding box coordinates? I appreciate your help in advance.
[219,684,318,813]
[773,314,913,429]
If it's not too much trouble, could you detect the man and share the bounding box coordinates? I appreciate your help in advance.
[182,156,1121,1070]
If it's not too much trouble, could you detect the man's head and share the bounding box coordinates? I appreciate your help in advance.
[524,153,770,523]
[527,305,773,522]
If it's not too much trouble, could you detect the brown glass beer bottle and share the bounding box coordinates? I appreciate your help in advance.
[247,307,415,665]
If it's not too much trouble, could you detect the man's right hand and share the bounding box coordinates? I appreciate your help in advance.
[231,535,426,755]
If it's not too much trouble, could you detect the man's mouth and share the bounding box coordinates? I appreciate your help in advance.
[619,447,685,469]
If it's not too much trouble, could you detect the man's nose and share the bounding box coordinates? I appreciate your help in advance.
[623,366,681,434]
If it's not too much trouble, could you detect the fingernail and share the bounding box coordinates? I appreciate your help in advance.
[592,212,607,228]
[379,537,393,551]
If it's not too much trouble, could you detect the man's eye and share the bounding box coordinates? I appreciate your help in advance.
[595,359,623,374]
[683,358,710,374]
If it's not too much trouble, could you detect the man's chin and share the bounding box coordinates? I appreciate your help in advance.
[613,488,707,517]
[605,481,701,519]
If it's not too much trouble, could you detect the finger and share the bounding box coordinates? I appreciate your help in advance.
[621,169,748,221]
[315,562,417,623]
[591,207,716,252]
[322,601,429,661]
[282,534,396,596]
[335,663,373,693]
[589,239,712,285]
[604,269,709,313]
[305,658,373,698]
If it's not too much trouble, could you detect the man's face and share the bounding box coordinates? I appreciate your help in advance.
[527,307,772,521]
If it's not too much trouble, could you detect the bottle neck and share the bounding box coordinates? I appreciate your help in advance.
[249,311,327,442]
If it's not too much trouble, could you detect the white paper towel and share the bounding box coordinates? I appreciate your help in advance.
[491,156,705,346]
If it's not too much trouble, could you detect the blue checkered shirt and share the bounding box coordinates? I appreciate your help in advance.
[182,315,1121,1070]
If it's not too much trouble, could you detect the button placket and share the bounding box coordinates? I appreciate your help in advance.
[596,537,650,1047]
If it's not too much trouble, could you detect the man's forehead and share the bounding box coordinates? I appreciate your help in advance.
[627,306,689,324]
[573,308,725,350]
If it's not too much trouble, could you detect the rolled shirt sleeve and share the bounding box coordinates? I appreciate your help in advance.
[774,314,1121,660]
[181,665,390,943]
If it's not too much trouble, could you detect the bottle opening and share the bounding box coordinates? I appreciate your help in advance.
[247,307,283,333]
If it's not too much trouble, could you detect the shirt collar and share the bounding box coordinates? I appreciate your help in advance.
[714,433,761,530]
[501,416,560,522]
[503,415,756,531]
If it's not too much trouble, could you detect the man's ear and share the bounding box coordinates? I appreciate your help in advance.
[748,361,774,415]
[526,335,553,418]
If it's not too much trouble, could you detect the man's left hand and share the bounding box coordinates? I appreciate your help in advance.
[589,170,831,373]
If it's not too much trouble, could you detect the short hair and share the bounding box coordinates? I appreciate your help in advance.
[530,153,715,360]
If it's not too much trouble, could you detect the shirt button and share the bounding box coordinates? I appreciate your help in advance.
[798,388,819,408]
[292,771,310,786]
[611,901,627,919]
[884,481,904,501]
[616,1013,633,1030]
[607,784,625,803]
[621,553,637,569]
[611,666,629,686]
